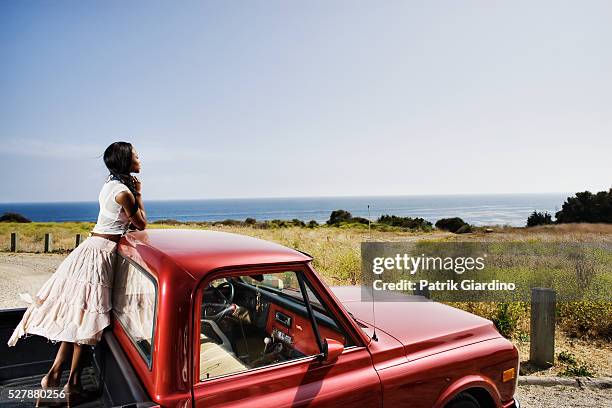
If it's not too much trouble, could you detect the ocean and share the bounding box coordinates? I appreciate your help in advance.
[0,193,569,227]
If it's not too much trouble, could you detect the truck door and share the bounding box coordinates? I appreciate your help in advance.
[192,267,381,408]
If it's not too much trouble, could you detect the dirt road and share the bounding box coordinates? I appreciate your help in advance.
[0,252,63,309]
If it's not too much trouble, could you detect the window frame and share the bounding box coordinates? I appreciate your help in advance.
[112,254,159,370]
[193,262,363,384]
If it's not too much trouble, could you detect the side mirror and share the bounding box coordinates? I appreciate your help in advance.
[321,338,344,364]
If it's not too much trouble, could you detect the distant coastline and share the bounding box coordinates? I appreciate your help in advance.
[0,193,568,227]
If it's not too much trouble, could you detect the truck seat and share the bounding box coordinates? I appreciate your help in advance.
[199,320,248,380]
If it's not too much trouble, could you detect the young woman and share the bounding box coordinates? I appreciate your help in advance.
[7,141,148,397]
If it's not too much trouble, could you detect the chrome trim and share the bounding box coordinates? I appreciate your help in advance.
[198,345,361,383]
[275,311,292,327]
[513,397,521,408]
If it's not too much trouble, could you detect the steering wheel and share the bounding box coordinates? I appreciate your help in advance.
[202,280,235,322]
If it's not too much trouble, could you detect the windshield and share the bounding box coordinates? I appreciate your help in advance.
[239,272,324,309]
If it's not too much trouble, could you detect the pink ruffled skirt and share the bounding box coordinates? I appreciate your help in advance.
[7,236,118,346]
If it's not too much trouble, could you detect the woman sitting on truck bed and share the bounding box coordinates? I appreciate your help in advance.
[6,141,148,397]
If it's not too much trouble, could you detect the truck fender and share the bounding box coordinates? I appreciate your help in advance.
[433,374,501,408]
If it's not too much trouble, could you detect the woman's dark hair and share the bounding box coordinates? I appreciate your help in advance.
[103,142,138,196]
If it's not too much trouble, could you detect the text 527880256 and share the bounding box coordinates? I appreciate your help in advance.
[2,387,66,401]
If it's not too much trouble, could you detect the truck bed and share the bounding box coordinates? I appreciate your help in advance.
[1,366,103,407]
[0,308,156,408]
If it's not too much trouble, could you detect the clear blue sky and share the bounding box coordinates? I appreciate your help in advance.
[1,1,610,202]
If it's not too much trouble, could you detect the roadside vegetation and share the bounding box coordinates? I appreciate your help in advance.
[527,188,612,226]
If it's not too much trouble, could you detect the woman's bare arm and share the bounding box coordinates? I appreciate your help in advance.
[116,191,148,230]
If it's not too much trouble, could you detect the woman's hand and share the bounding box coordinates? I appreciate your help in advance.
[132,175,142,194]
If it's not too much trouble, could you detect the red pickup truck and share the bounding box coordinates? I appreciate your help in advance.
[0,229,520,408]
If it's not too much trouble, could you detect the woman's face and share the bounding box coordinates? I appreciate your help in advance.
[130,148,141,173]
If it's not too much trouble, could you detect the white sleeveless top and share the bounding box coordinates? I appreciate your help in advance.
[92,177,132,234]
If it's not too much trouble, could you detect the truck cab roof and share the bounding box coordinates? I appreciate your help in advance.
[121,228,312,283]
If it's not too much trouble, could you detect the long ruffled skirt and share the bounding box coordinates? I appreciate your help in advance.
[7,236,117,346]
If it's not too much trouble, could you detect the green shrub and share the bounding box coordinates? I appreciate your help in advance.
[558,301,612,340]
[244,217,257,225]
[455,224,473,234]
[556,189,612,223]
[557,351,577,365]
[290,219,306,227]
[269,219,289,228]
[215,219,242,226]
[327,210,353,225]
[560,363,594,377]
[491,302,521,339]
[377,214,432,231]
[526,211,554,227]
[0,212,31,223]
[307,220,318,228]
[152,219,183,225]
[557,351,594,377]
[435,217,469,233]
[338,221,369,229]
[350,216,370,225]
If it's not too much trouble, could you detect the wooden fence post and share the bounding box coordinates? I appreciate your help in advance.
[414,287,431,299]
[44,233,53,253]
[75,234,82,248]
[530,287,556,367]
[10,232,18,252]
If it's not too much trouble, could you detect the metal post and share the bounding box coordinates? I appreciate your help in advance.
[530,287,556,367]
[75,234,82,248]
[414,286,431,299]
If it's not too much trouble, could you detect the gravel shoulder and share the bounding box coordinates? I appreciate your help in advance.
[515,384,611,408]
[0,252,64,309]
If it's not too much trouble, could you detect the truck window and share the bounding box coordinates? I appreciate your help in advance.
[112,255,157,368]
[198,270,352,381]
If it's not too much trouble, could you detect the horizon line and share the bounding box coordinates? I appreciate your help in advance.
[0,191,574,205]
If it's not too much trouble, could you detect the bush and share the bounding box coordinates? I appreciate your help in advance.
[491,302,521,339]
[558,301,612,340]
[435,217,469,233]
[326,210,370,227]
[244,217,257,225]
[455,224,473,234]
[349,217,370,225]
[377,214,432,231]
[0,212,31,223]
[215,219,242,226]
[557,351,577,365]
[291,218,306,227]
[307,220,318,228]
[526,211,554,227]
[152,218,183,225]
[327,210,353,226]
[269,219,289,228]
[557,352,594,377]
[555,189,612,223]
[560,363,594,377]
